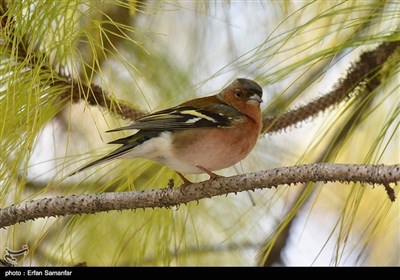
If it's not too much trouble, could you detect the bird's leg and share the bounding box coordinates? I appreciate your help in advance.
[177,167,222,193]
[195,165,223,180]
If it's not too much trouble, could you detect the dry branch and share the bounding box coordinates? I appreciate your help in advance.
[1,163,398,228]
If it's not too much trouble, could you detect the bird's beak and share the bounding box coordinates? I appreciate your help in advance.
[249,94,263,104]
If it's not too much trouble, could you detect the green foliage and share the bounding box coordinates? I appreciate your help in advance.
[0,0,399,266]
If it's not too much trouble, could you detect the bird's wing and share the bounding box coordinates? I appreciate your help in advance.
[107,97,242,132]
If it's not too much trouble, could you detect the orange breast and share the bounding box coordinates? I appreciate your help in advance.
[172,117,261,172]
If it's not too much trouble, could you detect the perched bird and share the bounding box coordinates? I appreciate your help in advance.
[72,78,263,185]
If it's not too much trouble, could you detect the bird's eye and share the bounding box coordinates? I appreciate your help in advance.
[235,90,244,98]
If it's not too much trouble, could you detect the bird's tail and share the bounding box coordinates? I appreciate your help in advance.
[69,130,161,176]
[68,144,134,176]
[68,131,146,176]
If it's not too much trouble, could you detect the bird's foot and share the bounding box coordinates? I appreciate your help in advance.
[195,165,223,180]
[177,168,223,195]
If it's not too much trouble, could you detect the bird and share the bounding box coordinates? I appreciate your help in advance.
[72,78,263,185]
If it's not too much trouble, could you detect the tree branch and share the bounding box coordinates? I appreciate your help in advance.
[0,2,147,122]
[3,2,399,130]
[261,91,379,266]
[262,40,400,134]
[63,39,400,128]
[1,163,398,228]
[63,39,399,128]
[59,81,147,121]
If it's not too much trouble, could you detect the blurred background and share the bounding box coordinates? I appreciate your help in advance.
[0,0,399,266]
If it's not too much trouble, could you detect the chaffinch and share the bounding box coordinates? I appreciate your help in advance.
[73,78,263,185]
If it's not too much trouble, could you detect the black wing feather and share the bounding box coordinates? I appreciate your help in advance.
[107,104,239,132]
